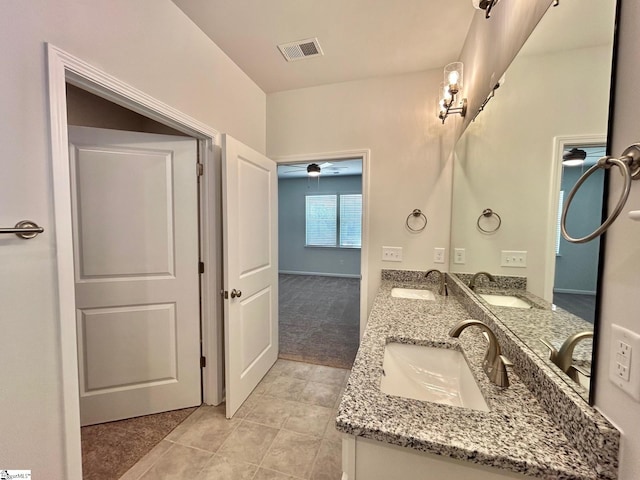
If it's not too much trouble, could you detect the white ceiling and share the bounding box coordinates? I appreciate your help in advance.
[277,159,362,179]
[171,0,475,93]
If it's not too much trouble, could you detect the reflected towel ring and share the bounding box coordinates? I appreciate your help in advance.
[477,208,501,234]
[562,144,640,244]
[406,209,428,232]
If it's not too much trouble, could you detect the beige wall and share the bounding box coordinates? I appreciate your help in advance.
[0,1,265,477]
[267,71,457,315]
[451,45,611,299]
[596,0,640,478]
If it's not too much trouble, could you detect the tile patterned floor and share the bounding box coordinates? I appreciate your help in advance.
[119,359,348,480]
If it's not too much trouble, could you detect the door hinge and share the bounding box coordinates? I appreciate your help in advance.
[200,356,206,368]
[196,163,204,176]
[199,261,205,274]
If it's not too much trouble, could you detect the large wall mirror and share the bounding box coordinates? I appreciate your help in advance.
[450,0,616,403]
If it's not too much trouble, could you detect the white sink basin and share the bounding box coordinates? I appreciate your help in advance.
[479,294,531,309]
[391,288,436,300]
[379,342,489,412]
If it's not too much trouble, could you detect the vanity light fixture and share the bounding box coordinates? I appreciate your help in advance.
[472,0,501,19]
[473,74,506,121]
[438,62,467,124]
[306,163,321,177]
[562,148,587,167]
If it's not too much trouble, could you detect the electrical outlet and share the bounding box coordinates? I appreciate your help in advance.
[454,248,466,264]
[500,250,527,268]
[434,248,445,264]
[609,324,640,401]
[382,246,402,262]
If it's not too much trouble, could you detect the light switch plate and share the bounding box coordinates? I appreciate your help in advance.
[609,323,640,401]
[382,246,402,262]
[434,248,445,264]
[500,250,527,268]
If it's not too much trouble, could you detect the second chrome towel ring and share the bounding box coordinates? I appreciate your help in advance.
[562,144,640,244]
[406,209,428,232]
[477,208,501,234]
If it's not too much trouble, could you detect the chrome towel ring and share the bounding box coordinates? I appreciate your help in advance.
[0,220,44,239]
[477,208,501,234]
[562,144,640,244]
[406,209,427,232]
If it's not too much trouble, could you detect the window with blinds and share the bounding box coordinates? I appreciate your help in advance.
[305,194,362,248]
[556,190,564,255]
[305,195,337,246]
[340,194,362,247]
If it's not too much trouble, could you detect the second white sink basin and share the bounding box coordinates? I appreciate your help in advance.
[479,294,532,309]
[379,342,489,411]
[391,288,436,300]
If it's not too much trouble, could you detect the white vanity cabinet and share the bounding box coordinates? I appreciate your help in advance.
[342,435,530,480]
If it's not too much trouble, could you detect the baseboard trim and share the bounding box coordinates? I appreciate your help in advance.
[553,288,597,296]
[279,270,361,279]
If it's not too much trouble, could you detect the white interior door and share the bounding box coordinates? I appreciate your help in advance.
[222,134,278,418]
[68,126,201,426]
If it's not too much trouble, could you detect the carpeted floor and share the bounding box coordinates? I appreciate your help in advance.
[279,274,360,369]
[81,407,197,480]
[553,292,596,324]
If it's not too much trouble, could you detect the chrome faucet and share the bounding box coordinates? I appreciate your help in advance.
[425,269,448,296]
[449,319,510,387]
[468,271,496,290]
[540,331,594,382]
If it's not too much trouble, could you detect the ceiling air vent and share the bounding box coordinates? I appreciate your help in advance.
[277,37,324,62]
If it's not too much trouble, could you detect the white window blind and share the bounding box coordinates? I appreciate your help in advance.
[556,190,564,255]
[340,194,362,247]
[306,195,337,246]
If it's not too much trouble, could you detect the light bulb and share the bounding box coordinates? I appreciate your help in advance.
[444,62,463,92]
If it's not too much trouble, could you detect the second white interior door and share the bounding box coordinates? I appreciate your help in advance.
[69,126,202,425]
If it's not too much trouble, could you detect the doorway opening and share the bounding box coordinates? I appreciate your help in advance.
[66,84,205,479]
[48,45,223,479]
[553,143,606,323]
[277,158,364,369]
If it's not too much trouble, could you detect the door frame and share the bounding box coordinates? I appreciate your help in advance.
[544,134,607,301]
[273,150,371,339]
[47,44,223,479]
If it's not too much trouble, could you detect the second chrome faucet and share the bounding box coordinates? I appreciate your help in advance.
[468,271,496,290]
[449,319,510,388]
[425,269,448,296]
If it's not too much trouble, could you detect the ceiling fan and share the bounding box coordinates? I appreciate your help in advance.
[562,147,606,167]
[279,162,348,176]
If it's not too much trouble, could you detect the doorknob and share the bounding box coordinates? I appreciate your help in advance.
[230,289,242,299]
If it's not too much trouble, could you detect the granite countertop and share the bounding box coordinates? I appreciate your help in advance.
[336,278,602,480]
[471,285,594,366]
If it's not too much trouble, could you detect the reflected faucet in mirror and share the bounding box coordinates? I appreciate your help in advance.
[449,319,509,387]
[540,331,594,382]
[468,271,496,291]
[425,269,448,296]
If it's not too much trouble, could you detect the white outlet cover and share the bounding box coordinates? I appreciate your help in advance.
[454,248,465,264]
[609,323,640,401]
[434,248,445,264]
